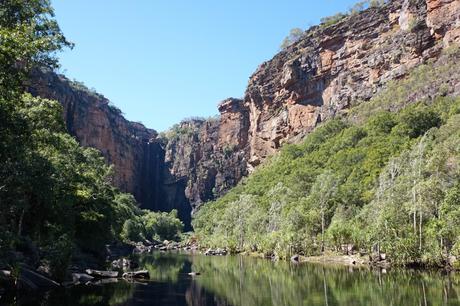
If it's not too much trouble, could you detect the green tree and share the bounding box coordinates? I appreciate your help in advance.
[280,28,303,50]
[307,170,338,253]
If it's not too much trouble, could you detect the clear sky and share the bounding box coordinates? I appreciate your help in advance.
[52,0,358,131]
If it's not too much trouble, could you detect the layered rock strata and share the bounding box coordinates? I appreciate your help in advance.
[29,0,460,226]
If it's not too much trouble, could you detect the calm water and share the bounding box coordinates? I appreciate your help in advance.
[1,252,460,306]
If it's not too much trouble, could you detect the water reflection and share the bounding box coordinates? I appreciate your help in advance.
[1,252,460,306]
[192,255,460,306]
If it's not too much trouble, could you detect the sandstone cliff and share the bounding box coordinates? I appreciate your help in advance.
[26,71,194,224]
[243,0,459,166]
[29,0,460,226]
[162,0,460,211]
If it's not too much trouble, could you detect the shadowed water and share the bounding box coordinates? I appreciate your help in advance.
[1,252,459,306]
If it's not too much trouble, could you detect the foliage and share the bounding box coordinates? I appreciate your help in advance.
[1,93,143,257]
[159,122,200,141]
[351,47,460,121]
[141,209,184,241]
[280,28,303,50]
[193,84,460,265]
[320,13,348,28]
[0,0,72,95]
[319,0,387,28]
[120,210,184,243]
[0,0,178,281]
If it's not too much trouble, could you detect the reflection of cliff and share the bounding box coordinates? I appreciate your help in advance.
[29,0,460,226]
[131,252,228,306]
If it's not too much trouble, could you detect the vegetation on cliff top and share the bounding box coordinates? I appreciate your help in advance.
[280,0,388,49]
[0,0,182,281]
[193,49,460,267]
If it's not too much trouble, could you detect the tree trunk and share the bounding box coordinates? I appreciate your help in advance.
[322,268,329,306]
[419,210,423,252]
[18,208,25,237]
[321,206,325,253]
[412,184,417,235]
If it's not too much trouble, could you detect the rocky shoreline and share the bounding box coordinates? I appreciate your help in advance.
[0,239,185,298]
[1,239,458,300]
[190,244,459,272]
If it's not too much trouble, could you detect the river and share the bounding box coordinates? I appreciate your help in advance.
[1,252,459,306]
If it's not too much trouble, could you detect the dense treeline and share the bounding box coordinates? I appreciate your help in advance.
[193,50,460,267]
[0,0,182,280]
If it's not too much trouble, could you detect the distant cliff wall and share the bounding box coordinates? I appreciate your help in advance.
[29,0,460,225]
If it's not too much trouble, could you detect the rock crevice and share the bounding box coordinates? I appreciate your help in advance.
[29,0,460,226]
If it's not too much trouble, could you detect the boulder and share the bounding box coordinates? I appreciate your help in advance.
[85,269,119,279]
[290,254,300,263]
[18,266,60,291]
[188,272,201,276]
[204,248,227,256]
[133,243,152,254]
[72,273,94,283]
[0,270,14,290]
[215,248,227,255]
[111,258,138,270]
[122,270,150,280]
[0,270,11,278]
[92,278,118,285]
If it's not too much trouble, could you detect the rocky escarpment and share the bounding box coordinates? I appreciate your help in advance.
[27,72,192,223]
[161,0,460,210]
[28,71,158,200]
[29,0,460,225]
[242,0,460,166]
[162,98,249,209]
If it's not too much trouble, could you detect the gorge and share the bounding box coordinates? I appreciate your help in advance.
[27,0,460,229]
[4,0,460,304]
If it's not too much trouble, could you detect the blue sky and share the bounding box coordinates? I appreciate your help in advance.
[52,0,358,131]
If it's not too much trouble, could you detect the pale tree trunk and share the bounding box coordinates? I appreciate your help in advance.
[321,178,326,254]
[321,204,325,253]
[419,210,423,252]
[323,268,329,306]
[412,184,417,235]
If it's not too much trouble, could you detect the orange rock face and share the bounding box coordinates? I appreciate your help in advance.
[217,98,249,150]
[29,0,460,223]
[242,0,460,166]
[28,71,157,196]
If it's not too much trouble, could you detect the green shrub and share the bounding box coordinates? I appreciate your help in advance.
[320,13,347,28]
[280,28,303,50]
[193,91,460,265]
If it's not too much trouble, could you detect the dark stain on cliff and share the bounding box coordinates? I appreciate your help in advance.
[26,0,460,228]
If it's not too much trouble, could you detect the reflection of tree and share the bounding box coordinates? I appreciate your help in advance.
[10,254,460,306]
[138,252,186,283]
[30,281,136,306]
[190,255,460,306]
[107,281,136,306]
[185,280,230,306]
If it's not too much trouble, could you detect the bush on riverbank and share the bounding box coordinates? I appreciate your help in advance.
[120,209,183,243]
